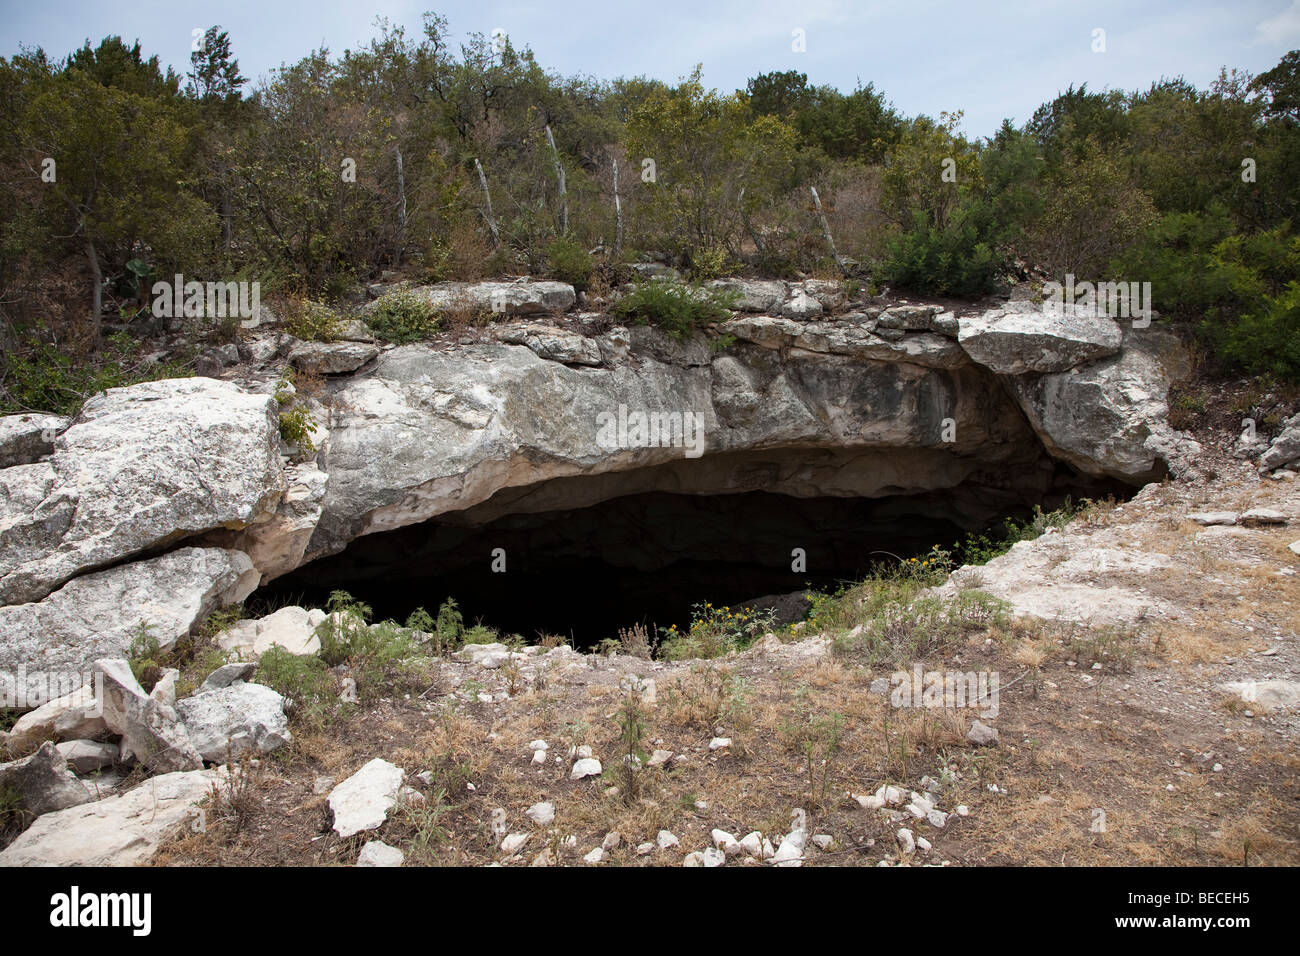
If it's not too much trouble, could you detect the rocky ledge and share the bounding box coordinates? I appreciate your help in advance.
[0,277,1228,678]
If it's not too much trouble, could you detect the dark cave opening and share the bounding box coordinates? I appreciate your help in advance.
[254,469,1130,649]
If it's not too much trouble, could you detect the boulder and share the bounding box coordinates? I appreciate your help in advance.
[383,280,576,317]
[95,658,202,774]
[1258,414,1300,473]
[0,741,92,816]
[175,681,291,762]
[957,302,1123,374]
[198,662,256,691]
[288,341,380,376]
[217,605,323,658]
[0,377,282,605]
[705,279,787,312]
[0,413,67,468]
[1008,332,1196,483]
[0,767,219,866]
[55,739,119,774]
[0,547,259,675]
[328,758,406,838]
[495,324,604,366]
[5,683,107,751]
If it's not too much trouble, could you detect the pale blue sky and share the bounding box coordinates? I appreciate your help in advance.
[4,0,1300,138]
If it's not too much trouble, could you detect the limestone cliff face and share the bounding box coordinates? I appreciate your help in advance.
[0,279,1200,674]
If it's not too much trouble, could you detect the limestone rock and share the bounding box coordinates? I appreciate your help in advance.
[96,658,202,774]
[6,683,107,751]
[0,547,259,675]
[380,279,576,317]
[967,720,1000,746]
[0,767,219,866]
[356,840,405,867]
[957,302,1123,374]
[329,758,405,838]
[0,377,282,605]
[1258,413,1300,472]
[175,681,291,762]
[289,341,379,375]
[0,413,67,468]
[217,605,323,658]
[56,739,119,774]
[0,741,92,816]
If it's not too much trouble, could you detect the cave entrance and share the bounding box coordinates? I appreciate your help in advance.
[253,468,1127,649]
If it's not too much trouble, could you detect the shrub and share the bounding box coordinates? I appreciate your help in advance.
[545,238,594,291]
[283,299,343,342]
[0,332,191,416]
[658,603,777,660]
[366,289,441,343]
[878,208,1000,296]
[257,646,348,732]
[611,281,738,338]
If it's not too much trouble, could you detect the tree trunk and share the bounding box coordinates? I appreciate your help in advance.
[545,125,568,236]
[810,186,848,276]
[394,146,408,264]
[612,158,623,258]
[84,235,102,349]
[474,158,501,248]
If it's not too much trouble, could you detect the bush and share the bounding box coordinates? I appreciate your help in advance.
[283,300,342,342]
[545,238,594,291]
[365,289,441,343]
[611,281,738,338]
[878,209,1000,296]
[0,332,192,416]
[658,603,777,660]
[257,646,348,732]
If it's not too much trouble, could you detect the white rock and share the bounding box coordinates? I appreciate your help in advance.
[528,739,548,751]
[700,846,726,867]
[525,801,555,826]
[501,832,529,855]
[739,831,764,857]
[531,750,547,765]
[175,680,291,762]
[583,847,606,864]
[812,834,833,850]
[0,766,220,865]
[356,840,405,867]
[570,757,602,780]
[328,758,405,838]
[897,828,916,855]
[967,720,1000,746]
[0,378,282,607]
[6,683,107,751]
[657,829,680,850]
[217,605,322,658]
[647,749,673,768]
[708,737,732,751]
[1239,507,1288,526]
[96,658,201,774]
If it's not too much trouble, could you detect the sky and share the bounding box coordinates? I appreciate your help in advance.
[3,0,1300,138]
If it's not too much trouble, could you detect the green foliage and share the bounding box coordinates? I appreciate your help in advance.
[955,500,1085,565]
[274,374,317,454]
[545,238,594,291]
[0,333,191,416]
[127,623,163,690]
[365,289,441,343]
[284,300,343,342]
[611,281,737,338]
[878,208,1000,296]
[658,602,778,660]
[312,590,431,700]
[257,645,349,732]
